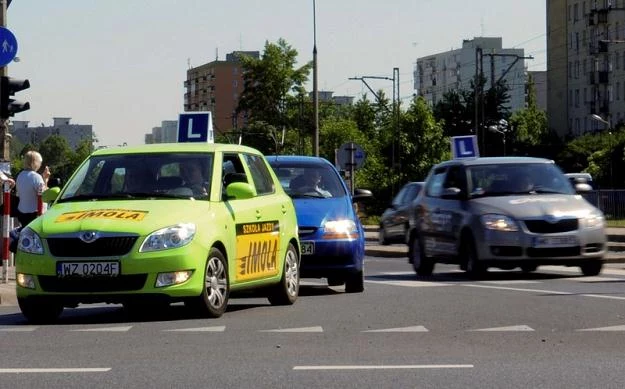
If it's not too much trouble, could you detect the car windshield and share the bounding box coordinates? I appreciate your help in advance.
[468,163,574,197]
[270,163,347,199]
[58,152,213,202]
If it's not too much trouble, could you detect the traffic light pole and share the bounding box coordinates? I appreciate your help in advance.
[0,0,9,162]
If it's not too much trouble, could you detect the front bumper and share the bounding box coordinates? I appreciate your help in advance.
[475,226,606,264]
[298,238,364,277]
[15,245,207,304]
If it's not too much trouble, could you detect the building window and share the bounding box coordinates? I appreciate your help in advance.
[617,82,621,100]
[570,89,574,106]
[574,3,579,21]
[233,67,238,75]
[232,80,238,88]
[584,87,588,104]
[617,52,621,70]
[568,5,572,21]
[575,89,580,107]
[569,61,573,78]
[584,117,588,132]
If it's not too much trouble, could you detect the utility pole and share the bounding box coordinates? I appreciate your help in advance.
[312,0,319,157]
[0,0,9,162]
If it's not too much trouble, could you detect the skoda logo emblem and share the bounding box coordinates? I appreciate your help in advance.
[545,215,559,224]
[80,231,99,243]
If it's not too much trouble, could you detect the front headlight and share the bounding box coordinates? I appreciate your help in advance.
[583,213,605,229]
[17,227,44,255]
[481,214,519,232]
[323,220,358,239]
[139,223,196,252]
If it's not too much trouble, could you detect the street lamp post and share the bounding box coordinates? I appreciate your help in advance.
[312,0,319,157]
[590,113,613,188]
[487,119,509,156]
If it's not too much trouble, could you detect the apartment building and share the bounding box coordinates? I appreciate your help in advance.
[548,0,625,137]
[414,37,527,113]
[10,118,93,150]
[183,51,259,135]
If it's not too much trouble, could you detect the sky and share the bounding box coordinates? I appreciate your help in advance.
[7,0,547,147]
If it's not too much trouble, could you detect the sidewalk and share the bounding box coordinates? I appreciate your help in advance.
[3,227,625,306]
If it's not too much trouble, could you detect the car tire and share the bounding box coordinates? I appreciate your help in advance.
[345,270,365,293]
[18,298,63,324]
[580,261,603,276]
[462,236,485,278]
[410,235,434,276]
[378,225,390,245]
[268,243,300,305]
[327,277,344,287]
[185,247,229,318]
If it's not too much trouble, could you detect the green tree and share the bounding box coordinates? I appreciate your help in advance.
[38,135,74,182]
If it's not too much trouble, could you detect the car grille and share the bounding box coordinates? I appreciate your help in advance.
[298,227,318,239]
[47,237,138,257]
[524,219,578,233]
[526,247,581,257]
[38,274,147,293]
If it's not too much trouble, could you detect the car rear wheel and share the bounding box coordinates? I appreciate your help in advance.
[410,235,434,276]
[185,247,229,318]
[268,243,300,305]
[378,225,390,245]
[345,270,364,293]
[18,298,63,324]
[580,261,603,276]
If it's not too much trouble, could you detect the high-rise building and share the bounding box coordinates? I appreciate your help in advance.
[547,0,625,137]
[184,51,259,135]
[414,37,527,113]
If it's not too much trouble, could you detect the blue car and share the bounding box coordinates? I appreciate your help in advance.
[267,156,372,293]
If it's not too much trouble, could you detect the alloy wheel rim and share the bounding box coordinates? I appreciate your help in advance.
[285,249,299,296]
[206,257,227,308]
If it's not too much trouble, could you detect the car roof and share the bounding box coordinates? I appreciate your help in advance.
[435,156,554,168]
[91,142,262,156]
[265,155,334,167]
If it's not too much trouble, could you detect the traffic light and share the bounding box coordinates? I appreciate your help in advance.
[0,76,30,118]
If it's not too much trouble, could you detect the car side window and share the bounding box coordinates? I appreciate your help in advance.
[392,185,409,207]
[425,168,446,198]
[404,183,420,203]
[222,153,247,198]
[443,166,467,194]
[243,154,275,195]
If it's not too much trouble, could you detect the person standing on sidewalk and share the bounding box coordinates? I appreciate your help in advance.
[15,151,50,227]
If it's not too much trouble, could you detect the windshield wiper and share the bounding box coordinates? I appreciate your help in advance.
[289,193,325,199]
[58,192,183,203]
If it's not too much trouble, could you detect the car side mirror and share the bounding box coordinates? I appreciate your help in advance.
[42,187,61,203]
[226,182,255,200]
[441,187,463,199]
[352,188,373,203]
[575,183,592,193]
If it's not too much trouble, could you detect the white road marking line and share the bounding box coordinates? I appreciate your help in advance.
[260,326,323,333]
[368,280,452,287]
[580,294,625,301]
[576,325,625,332]
[468,325,535,332]
[478,280,542,285]
[70,326,132,332]
[0,326,37,332]
[293,364,474,371]
[163,326,225,332]
[0,368,111,373]
[560,276,623,282]
[463,284,573,295]
[363,325,429,333]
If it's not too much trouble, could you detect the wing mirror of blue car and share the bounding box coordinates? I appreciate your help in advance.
[352,188,373,203]
[441,187,463,199]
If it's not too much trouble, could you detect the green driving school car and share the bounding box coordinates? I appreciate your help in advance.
[15,143,301,323]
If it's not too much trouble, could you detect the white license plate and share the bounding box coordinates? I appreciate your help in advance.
[57,261,120,277]
[532,235,579,248]
[301,241,315,256]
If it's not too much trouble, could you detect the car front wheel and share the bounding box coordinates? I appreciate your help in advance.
[410,235,434,276]
[345,270,364,293]
[185,247,229,318]
[18,298,63,324]
[580,261,603,276]
[268,243,300,305]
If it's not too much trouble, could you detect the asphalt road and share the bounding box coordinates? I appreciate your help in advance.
[1,255,625,388]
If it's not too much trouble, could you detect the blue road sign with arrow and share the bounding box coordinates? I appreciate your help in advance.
[0,27,18,67]
[177,112,214,143]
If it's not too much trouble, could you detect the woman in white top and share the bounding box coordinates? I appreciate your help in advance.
[16,151,50,227]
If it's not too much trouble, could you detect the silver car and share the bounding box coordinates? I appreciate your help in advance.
[407,157,606,277]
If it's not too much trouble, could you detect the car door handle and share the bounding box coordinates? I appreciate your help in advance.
[256,210,262,219]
